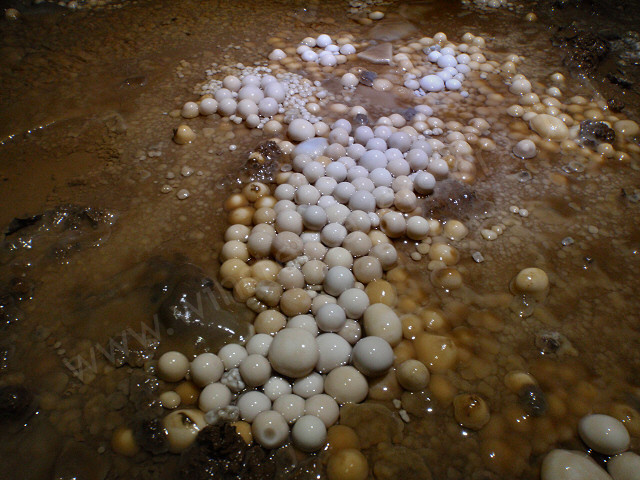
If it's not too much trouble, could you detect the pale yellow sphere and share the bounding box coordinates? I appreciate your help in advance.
[514,267,549,293]
[224,193,249,211]
[242,181,270,202]
[220,259,251,287]
[173,125,196,145]
[280,288,312,316]
[326,448,369,480]
[453,393,490,430]
[251,259,281,282]
[396,359,430,391]
[221,240,250,262]
[111,427,140,457]
[443,220,468,241]
[326,425,361,451]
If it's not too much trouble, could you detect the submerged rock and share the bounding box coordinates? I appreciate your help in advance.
[357,43,393,65]
[579,120,616,146]
[339,403,404,448]
[368,19,417,41]
[0,384,36,423]
[2,205,117,263]
[371,445,432,480]
[178,423,275,480]
[158,264,253,354]
[541,449,612,480]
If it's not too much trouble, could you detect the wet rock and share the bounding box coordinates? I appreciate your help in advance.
[53,441,109,480]
[359,70,377,87]
[535,330,577,356]
[371,445,432,480]
[108,330,159,368]
[129,370,161,411]
[399,108,418,122]
[608,97,625,112]
[518,384,548,417]
[0,384,36,422]
[4,214,42,236]
[241,140,283,183]
[422,179,488,220]
[339,403,404,448]
[2,205,117,263]
[272,446,321,480]
[579,120,616,146]
[134,417,169,455]
[120,75,147,88]
[157,264,252,355]
[556,28,609,72]
[0,294,23,328]
[179,423,275,480]
[354,113,370,125]
[368,19,417,41]
[357,43,393,65]
[607,70,634,88]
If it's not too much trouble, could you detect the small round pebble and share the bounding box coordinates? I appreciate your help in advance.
[579,414,631,455]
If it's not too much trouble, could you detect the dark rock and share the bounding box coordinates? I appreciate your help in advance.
[157,264,252,355]
[0,294,23,328]
[608,97,625,112]
[135,417,169,455]
[399,107,418,121]
[0,384,35,422]
[353,113,369,126]
[579,120,616,146]
[518,384,548,417]
[179,423,275,480]
[359,70,377,87]
[556,28,609,72]
[240,141,283,183]
[421,179,488,220]
[2,205,117,263]
[4,214,42,236]
[607,70,634,88]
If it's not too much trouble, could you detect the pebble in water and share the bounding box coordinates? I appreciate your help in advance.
[578,414,631,455]
[541,449,612,480]
[608,452,640,480]
[513,139,538,159]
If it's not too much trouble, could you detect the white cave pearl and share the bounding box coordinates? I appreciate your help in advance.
[237,391,271,422]
[273,393,306,424]
[363,303,403,346]
[263,376,292,401]
[239,354,272,387]
[198,382,232,413]
[292,414,328,452]
[288,119,316,142]
[246,333,273,356]
[324,366,368,404]
[315,333,352,374]
[578,414,630,455]
[352,336,394,376]
[420,75,445,92]
[190,353,224,387]
[541,449,611,480]
[304,394,339,428]
[252,410,289,449]
[158,351,189,382]
[268,328,319,378]
[293,372,325,398]
[324,266,355,296]
[316,303,347,332]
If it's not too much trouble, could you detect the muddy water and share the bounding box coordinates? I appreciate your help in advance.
[0,1,639,479]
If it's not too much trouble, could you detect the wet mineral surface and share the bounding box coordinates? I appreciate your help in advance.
[0,0,639,479]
